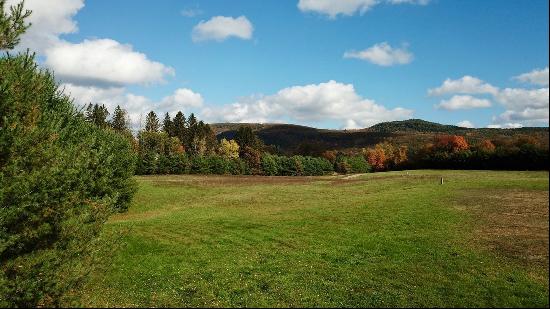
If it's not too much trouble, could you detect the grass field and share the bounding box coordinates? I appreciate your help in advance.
[78,170,549,307]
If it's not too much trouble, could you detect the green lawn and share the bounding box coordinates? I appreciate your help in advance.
[79,170,549,307]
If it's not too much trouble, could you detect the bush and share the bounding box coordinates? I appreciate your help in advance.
[261,154,280,176]
[335,155,371,174]
[0,53,137,306]
[300,156,333,176]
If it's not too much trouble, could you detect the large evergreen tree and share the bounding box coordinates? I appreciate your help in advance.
[110,105,129,132]
[85,103,110,128]
[172,111,187,144]
[1,22,137,306]
[235,125,262,152]
[185,113,198,149]
[0,0,31,50]
[162,112,173,136]
[145,111,160,132]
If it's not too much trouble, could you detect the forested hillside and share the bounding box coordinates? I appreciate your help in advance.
[212,119,549,155]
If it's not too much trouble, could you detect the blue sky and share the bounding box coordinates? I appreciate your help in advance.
[11,0,549,129]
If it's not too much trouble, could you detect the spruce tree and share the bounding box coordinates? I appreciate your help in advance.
[111,105,129,132]
[185,113,198,149]
[235,125,261,151]
[145,111,160,132]
[85,103,110,128]
[172,111,187,145]
[162,112,173,136]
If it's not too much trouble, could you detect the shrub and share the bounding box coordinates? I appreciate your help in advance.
[335,155,371,174]
[0,53,137,307]
[261,154,280,176]
[346,155,371,173]
[300,156,333,176]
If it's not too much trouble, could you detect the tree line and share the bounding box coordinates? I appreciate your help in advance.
[83,103,549,177]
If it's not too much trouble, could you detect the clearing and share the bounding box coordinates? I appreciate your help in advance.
[79,170,549,307]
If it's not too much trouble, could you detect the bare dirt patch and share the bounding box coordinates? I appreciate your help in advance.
[455,188,549,268]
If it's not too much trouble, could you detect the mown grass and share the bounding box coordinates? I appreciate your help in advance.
[78,170,549,307]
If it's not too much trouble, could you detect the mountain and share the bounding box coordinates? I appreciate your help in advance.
[210,119,549,155]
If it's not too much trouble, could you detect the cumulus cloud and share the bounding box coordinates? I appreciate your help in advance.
[487,123,523,129]
[513,67,549,87]
[494,87,549,111]
[62,83,203,129]
[344,42,413,66]
[494,108,548,123]
[5,0,176,90]
[45,39,175,87]
[456,120,474,128]
[297,0,429,19]
[429,73,548,127]
[201,80,413,129]
[491,87,549,127]
[428,76,499,96]
[435,95,492,110]
[192,16,253,42]
[158,88,204,112]
[5,0,84,52]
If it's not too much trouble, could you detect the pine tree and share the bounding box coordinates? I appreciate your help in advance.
[0,0,32,50]
[145,111,160,132]
[111,105,129,132]
[85,103,110,128]
[185,113,198,149]
[235,125,261,152]
[172,111,187,145]
[162,112,173,136]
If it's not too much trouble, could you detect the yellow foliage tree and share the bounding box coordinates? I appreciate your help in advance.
[218,138,240,159]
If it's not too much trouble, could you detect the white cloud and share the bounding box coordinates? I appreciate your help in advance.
[44,39,175,87]
[297,0,429,19]
[513,67,549,87]
[62,83,203,130]
[487,123,523,129]
[456,120,474,128]
[192,16,253,42]
[6,0,84,52]
[5,0,175,89]
[297,0,378,19]
[492,108,549,127]
[344,42,413,66]
[387,0,429,4]
[428,76,499,96]
[201,80,413,129]
[495,87,549,111]
[435,95,492,110]
[181,8,203,17]
[430,74,548,127]
[159,88,204,112]
[490,87,549,127]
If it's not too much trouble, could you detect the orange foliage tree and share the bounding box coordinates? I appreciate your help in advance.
[435,135,469,152]
[477,139,496,153]
[365,144,387,171]
[321,150,337,164]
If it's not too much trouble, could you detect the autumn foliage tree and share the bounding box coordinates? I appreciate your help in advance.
[365,144,387,171]
[476,139,496,153]
[218,138,240,159]
[435,135,469,152]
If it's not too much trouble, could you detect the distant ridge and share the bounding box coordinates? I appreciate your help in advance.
[210,119,549,155]
[368,119,464,133]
